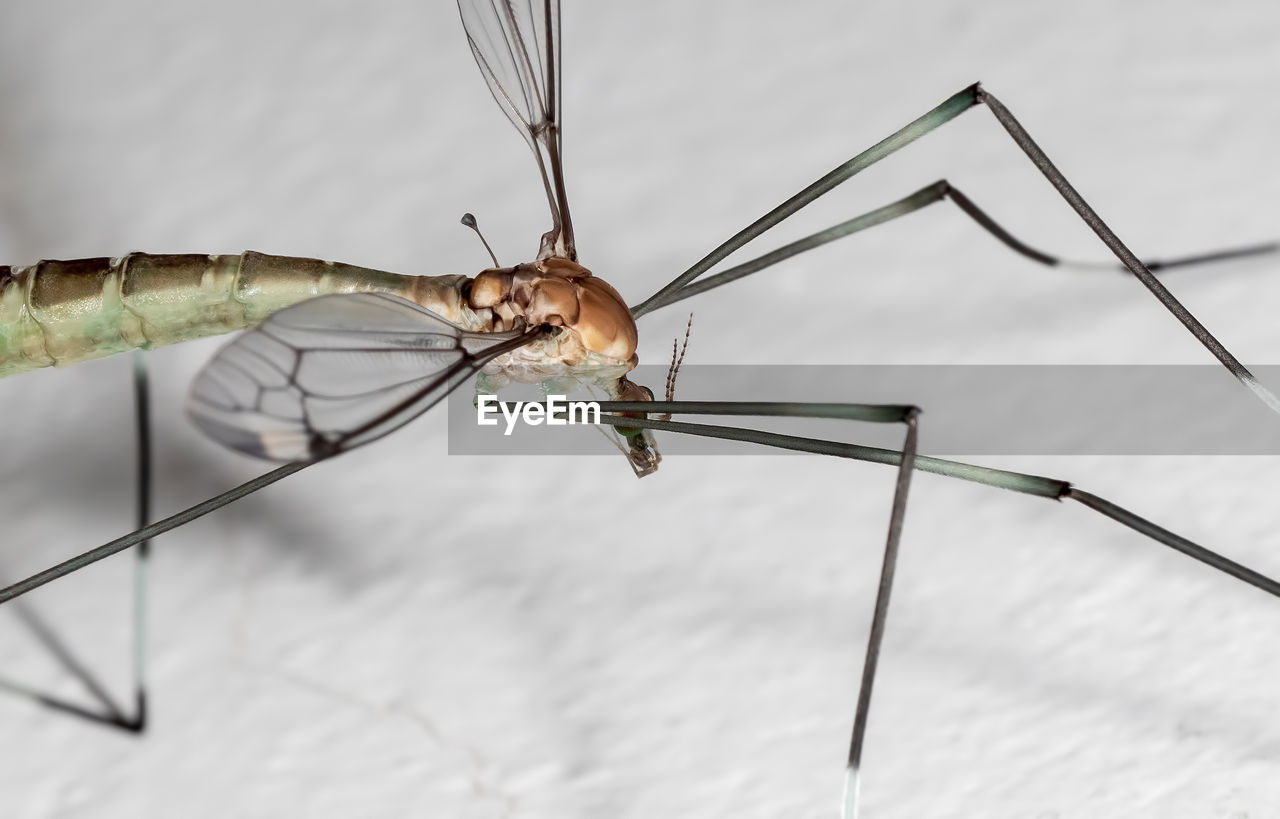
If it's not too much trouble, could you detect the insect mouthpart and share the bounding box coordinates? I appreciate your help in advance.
[624,434,661,477]
[613,380,662,478]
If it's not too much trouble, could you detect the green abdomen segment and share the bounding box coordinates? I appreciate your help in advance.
[0,252,468,378]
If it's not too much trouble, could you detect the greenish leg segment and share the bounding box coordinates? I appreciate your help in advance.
[597,402,1065,496]
[649,182,955,311]
[630,85,982,317]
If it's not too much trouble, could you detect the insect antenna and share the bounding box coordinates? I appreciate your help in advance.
[460,212,501,267]
[665,314,693,402]
[656,315,694,422]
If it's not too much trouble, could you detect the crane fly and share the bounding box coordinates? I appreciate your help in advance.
[2,1,1280,819]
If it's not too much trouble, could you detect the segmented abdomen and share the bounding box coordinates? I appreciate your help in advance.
[0,252,476,378]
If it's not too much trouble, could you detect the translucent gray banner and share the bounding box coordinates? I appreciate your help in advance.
[446,365,1280,456]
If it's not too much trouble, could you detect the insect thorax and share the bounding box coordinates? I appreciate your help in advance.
[464,256,639,392]
[462,257,661,476]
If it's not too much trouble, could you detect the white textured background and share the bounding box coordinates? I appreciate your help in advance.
[2,1,1280,817]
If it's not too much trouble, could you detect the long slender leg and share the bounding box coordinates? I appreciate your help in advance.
[844,409,918,819]
[941,186,1277,274]
[0,462,310,605]
[0,604,131,728]
[0,354,155,731]
[126,351,151,732]
[640,180,1275,311]
[973,88,1280,413]
[631,86,1280,415]
[613,401,927,818]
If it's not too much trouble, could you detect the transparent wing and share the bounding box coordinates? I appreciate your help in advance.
[187,293,536,462]
[458,0,558,146]
[458,0,574,259]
